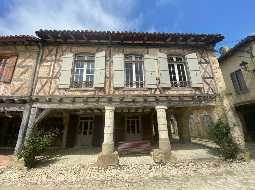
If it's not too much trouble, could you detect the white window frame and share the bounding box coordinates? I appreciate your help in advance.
[72,53,95,88]
[168,56,189,87]
[124,54,145,88]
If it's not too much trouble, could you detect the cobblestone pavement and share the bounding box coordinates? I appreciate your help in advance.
[0,142,255,190]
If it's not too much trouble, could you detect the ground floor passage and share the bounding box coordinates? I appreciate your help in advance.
[236,103,255,142]
[0,106,217,155]
[0,113,21,148]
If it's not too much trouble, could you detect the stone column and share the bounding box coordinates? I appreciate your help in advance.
[175,110,191,144]
[102,106,115,154]
[97,106,118,167]
[62,112,70,148]
[14,104,32,155]
[152,106,175,163]
[155,106,171,152]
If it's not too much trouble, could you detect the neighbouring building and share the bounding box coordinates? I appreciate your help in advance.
[219,35,255,142]
[0,30,246,165]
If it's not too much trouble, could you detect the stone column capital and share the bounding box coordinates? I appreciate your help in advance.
[105,106,115,111]
[155,105,168,110]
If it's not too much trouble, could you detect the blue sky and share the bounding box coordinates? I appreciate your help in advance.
[0,0,254,48]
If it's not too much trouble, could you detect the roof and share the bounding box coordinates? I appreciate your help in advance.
[35,30,224,46]
[219,35,255,62]
[0,35,39,44]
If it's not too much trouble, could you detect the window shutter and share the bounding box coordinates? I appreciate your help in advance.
[144,54,157,88]
[94,51,105,88]
[236,70,248,92]
[230,72,239,93]
[186,53,203,88]
[2,55,18,83]
[113,54,124,88]
[158,52,170,87]
[59,53,73,89]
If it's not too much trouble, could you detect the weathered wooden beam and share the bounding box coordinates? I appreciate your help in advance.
[14,104,31,155]
[62,112,70,148]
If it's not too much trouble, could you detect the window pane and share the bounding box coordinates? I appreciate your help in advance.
[125,63,133,87]
[124,55,144,88]
[177,64,187,87]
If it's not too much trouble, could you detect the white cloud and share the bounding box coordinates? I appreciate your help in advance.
[0,0,141,35]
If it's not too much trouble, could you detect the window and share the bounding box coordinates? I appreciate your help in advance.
[124,55,144,88]
[0,59,7,80]
[71,54,95,88]
[126,116,141,137]
[79,117,94,136]
[202,112,212,128]
[230,69,248,94]
[168,56,190,87]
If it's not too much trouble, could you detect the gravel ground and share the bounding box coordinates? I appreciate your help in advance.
[1,149,255,190]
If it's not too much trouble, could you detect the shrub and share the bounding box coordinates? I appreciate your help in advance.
[18,128,59,168]
[209,120,240,160]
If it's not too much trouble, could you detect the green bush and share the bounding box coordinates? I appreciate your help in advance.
[18,128,59,168]
[209,120,240,160]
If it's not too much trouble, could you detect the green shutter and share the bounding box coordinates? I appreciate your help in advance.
[144,54,157,88]
[94,51,105,88]
[59,53,73,88]
[186,53,203,88]
[113,54,124,88]
[158,52,170,87]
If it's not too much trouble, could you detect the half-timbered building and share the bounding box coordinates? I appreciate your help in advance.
[0,30,246,165]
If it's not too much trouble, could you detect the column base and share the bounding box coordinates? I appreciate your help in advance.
[97,152,119,167]
[102,143,114,155]
[152,149,176,164]
[159,138,171,152]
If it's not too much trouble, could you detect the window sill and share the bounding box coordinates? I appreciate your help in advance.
[68,88,96,91]
[122,88,148,91]
[170,87,193,91]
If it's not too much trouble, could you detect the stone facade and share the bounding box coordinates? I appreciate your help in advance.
[219,36,255,143]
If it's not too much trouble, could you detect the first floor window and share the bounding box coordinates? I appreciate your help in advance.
[168,56,189,87]
[72,54,94,88]
[230,69,248,94]
[125,55,144,88]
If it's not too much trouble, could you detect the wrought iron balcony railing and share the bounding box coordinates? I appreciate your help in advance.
[71,80,94,88]
[125,81,145,88]
[170,81,191,88]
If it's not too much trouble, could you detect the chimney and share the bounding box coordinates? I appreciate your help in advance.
[219,46,230,55]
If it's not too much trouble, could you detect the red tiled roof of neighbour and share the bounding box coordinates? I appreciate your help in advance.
[0,35,39,44]
[219,35,255,62]
[36,30,224,46]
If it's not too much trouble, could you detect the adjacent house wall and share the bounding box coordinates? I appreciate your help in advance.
[220,42,255,106]
[0,45,39,96]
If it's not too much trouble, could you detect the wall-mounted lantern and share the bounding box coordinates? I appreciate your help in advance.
[240,61,249,71]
